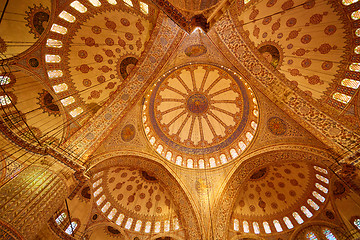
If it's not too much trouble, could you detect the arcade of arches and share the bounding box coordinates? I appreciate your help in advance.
[2,0,360,239]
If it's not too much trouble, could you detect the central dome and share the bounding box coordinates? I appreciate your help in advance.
[142,64,259,168]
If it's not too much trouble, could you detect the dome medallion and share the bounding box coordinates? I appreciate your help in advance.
[142,64,259,168]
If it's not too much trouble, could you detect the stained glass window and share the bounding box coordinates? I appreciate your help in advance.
[140,2,149,14]
[293,212,304,224]
[156,144,163,154]
[230,149,238,159]
[60,96,75,106]
[342,0,359,5]
[355,46,360,54]
[323,228,337,240]
[316,174,329,184]
[0,95,11,106]
[92,178,102,189]
[220,154,227,164]
[187,159,193,168]
[251,121,257,130]
[53,83,68,93]
[273,220,283,232]
[70,1,87,13]
[263,221,271,233]
[243,221,250,233]
[47,70,63,79]
[164,220,170,232]
[253,222,260,234]
[101,202,111,213]
[239,141,246,151]
[123,0,133,7]
[199,159,205,169]
[0,76,10,85]
[301,206,313,218]
[46,39,63,48]
[341,79,360,89]
[45,54,61,63]
[306,232,318,240]
[312,191,325,203]
[350,63,360,72]
[176,156,182,166]
[209,158,216,167]
[51,24,67,35]
[253,109,259,117]
[283,217,294,229]
[234,219,240,231]
[154,221,161,233]
[173,218,180,230]
[145,126,150,134]
[135,220,142,231]
[55,212,66,225]
[88,0,101,7]
[354,218,360,229]
[65,222,78,235]
[108,208,117,220]
[352,10,360,20]
[116,214,125,225]
[246,132,253,141]
[356,28,360,37]
[96,194,106,205]
[70,107,83,118]
[59,11,76,23]
[107,0,117,5]
[307,199,320,210]
[314,166,328,174]
[166,151,172,160]
[332,92,351,104]
[316,183,328,194]
[145,221,151,233]
[150,136,155,145]
[125,218,133,229]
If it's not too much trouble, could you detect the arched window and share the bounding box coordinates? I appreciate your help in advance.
[350,63,360,72]
[59,11,76,23]
[65,221,78,235]
[283,217,293,229]
[46,39,63,48]
[293,212,304,224]
[234,219,240,231]
[88,0,101,7]
[312,191,325,203]
[164,220,170,232]
[301,206,313,218]
[314,166,328,174]
[0,95,12,106]
[50,24,67,35]
[154,221,161,233]
[323,228,337,240]
[316,174,329,184]
[253,222,260,234]
[70,1,87,13]
[125,218,133,229]
[315,183,328,194]
[263,221,271,233]
[243,220,250,233]
[342,0,359,5]
[307,199,319,210]
[101,202,111,213]
[55,212,66,225]
[107,0,117,5]
[306,232,318,240]
[352,10,360,20]
[135,220,142,232]
[107,208,117,220]
[332,92,351,104]
[354,218,360,229]
[0,75,11,85]
[123,0,133,7]
[273,220,283,232]
[145,221,151,233]
[116,214,125,226]
[341,79,360,89]
[140,2,149,14]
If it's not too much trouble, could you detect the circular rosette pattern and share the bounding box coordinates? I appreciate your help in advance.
[143,63,259,168]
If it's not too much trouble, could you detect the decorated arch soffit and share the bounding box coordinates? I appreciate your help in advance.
[211,147,335,239]
[87,154,202,239]
[208,3,360,157]
[60,10,185,161]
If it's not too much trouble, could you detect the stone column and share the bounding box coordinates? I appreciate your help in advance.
[0,165,68,239]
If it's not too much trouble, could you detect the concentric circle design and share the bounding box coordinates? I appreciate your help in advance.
[142,63,259,168]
